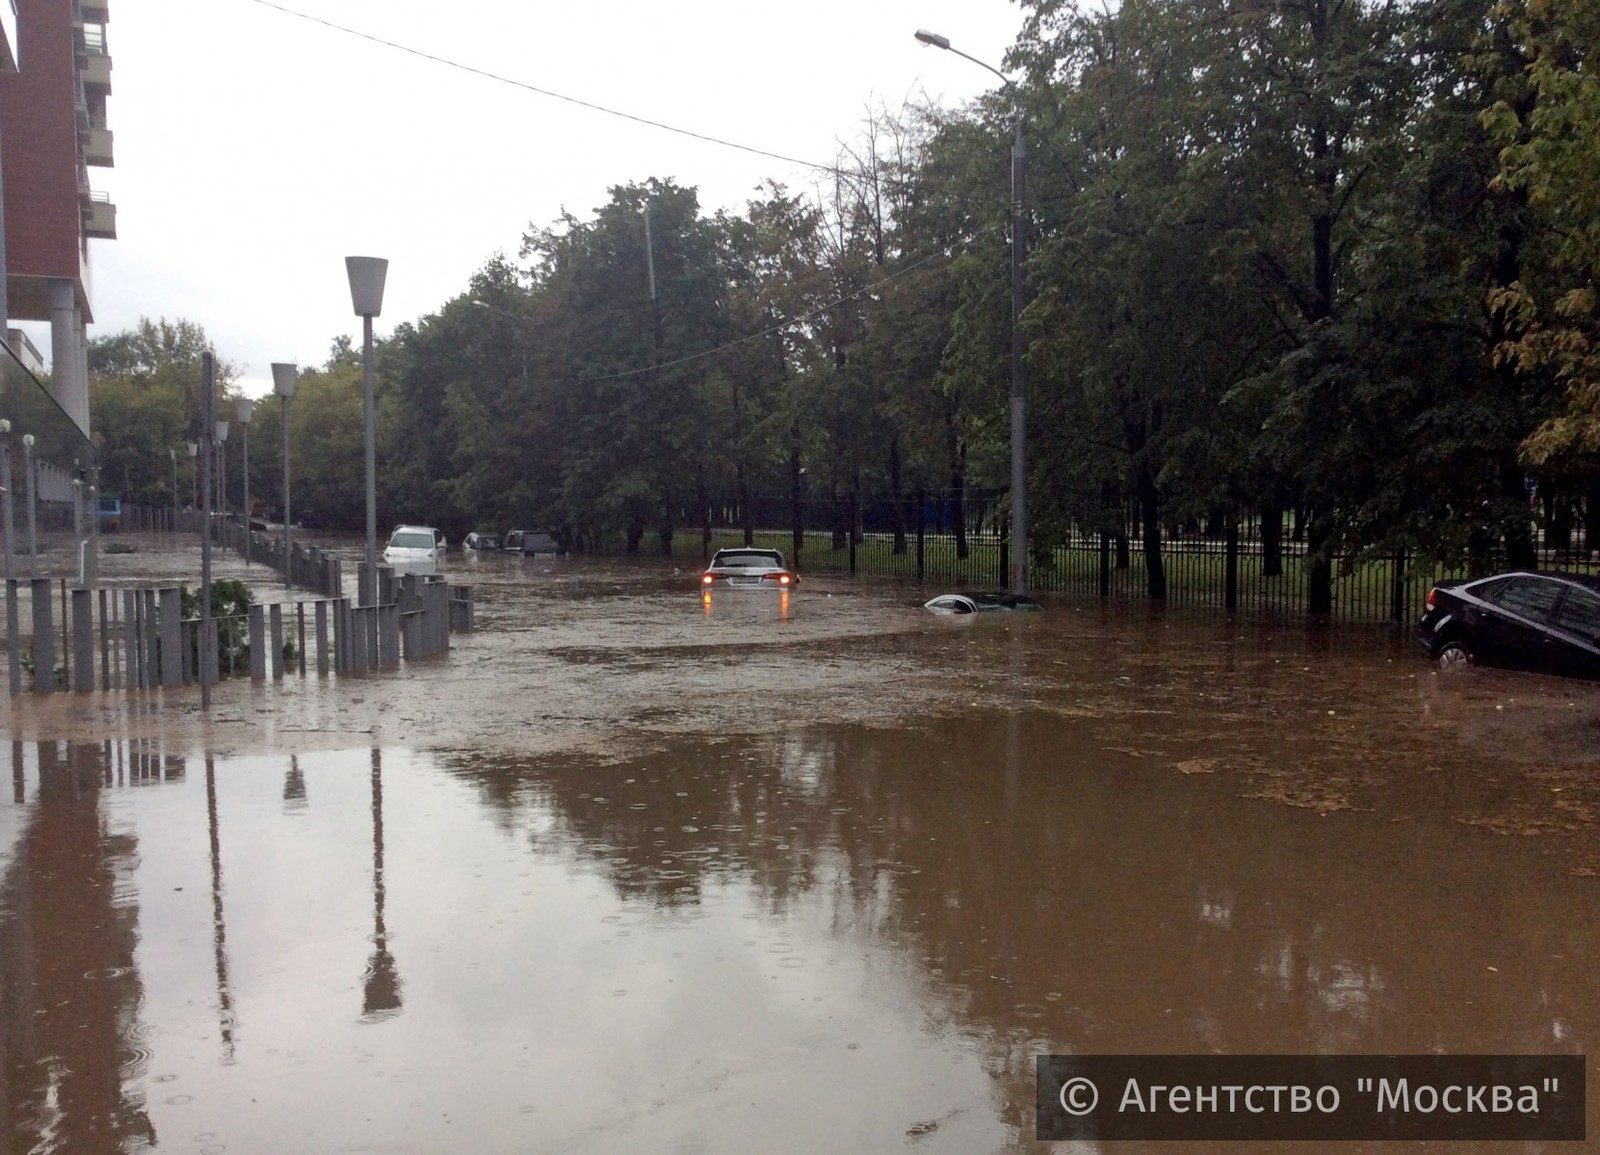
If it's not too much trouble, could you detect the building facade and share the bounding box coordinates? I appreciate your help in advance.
[0,0,115,438]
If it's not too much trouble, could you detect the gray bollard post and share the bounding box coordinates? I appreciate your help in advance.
[378,604,400,666]
[401,607,417,661]
[71,588,94,692]
[296,603,307,676]
[349,604,364,670]
[159,588,183,688]
[144,589,161,687]
[99,589,111,690]
[248,605,266,680]
[438,581,452,652]
[315,600,329,677]
[123,590,141,690]
[269,603,284,678]
[31,577,53,693]
[342,600,355,671]
[6,581,20,696]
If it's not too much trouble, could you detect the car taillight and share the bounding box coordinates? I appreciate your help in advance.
[779,573,791,585]
[701,573,714,585]
[1425,587,1437,611]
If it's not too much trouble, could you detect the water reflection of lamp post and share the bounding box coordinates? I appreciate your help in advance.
[283,753,307,813]
[205,755,237,1064]
[272,363,297,592]
[362,746,402,1020]
[345,256,388,607]
[22,434,36,574]
[916,28,1028,593]
[235,397,253,562]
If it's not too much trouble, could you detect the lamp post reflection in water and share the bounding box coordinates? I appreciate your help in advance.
[206,754,237,1064]
[362,746,402,1021]
[283,753,307,813]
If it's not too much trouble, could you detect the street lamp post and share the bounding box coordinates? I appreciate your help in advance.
[71,474,83,579]
[0,420,13,582]
[272,362,297,591]
[187,441,199,517]
[170,448,179,533]
[216,415,228,518]
[345,256,388,607]
[22,434,36,574]
[235,396,254,563]
[916,29,1028,594]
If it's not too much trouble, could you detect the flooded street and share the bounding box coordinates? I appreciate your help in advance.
[2,545,1597,1151]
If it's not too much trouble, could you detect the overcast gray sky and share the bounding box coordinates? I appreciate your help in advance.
[22,0,1024,397]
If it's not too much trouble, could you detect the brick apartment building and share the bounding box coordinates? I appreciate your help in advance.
[0,0,116,438]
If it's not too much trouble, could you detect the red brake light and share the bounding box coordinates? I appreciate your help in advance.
[701,573,714,585]
[1425,587,1437,610]
[779,573,791,585]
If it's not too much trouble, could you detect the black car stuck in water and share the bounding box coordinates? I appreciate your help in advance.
[1416,571,1600,678]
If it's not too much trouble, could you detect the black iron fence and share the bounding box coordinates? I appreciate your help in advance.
[681,491,1599,625]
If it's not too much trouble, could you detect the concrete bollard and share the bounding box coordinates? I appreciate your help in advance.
[71,588,94,692]
[249,606,267,680]
[158,588,181,687]
[30,577,53,693]
[315,600,329,677]
[123,589,141,690]
[270,604,284,679]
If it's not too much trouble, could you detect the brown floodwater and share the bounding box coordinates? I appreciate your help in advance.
[1,543,1597,1152]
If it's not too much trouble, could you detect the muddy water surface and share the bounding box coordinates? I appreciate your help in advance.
[1,545,1597,1152]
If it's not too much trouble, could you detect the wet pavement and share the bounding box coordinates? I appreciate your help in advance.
[2,542,1597,1152]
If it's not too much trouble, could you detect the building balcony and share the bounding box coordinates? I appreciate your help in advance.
[82,124,113,167]
[84,192,116,240]
[81,0,110,23]
[81,47,111,93]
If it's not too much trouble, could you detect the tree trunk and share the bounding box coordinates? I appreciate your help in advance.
[889,436,907,556]
[1548,486,1573,559]
[1137,461,1166,600]
[1306,512,1333,615]
[1261,489,1284,578]
[789,427,804,562]
[915,488,926,581]
[945,411,968,560]
[1585,474,1600,558]
[738,463,753,547]
[1501,457,1536,569]
[1225,509,1239,610]
[1100,479,1114,595]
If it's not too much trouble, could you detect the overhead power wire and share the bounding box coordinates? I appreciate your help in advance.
[579,239,975,384]
[243,0,836,173]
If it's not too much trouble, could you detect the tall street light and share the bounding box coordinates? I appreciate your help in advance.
[346,256,388,607]
[170,447,179,532]
[0,420,13,582]
[273,362,297,592]
[235,396,254,562]
[21,433,36,575]
[916,29,1029,593]
[187,440,199,516]
[215,420,230,525]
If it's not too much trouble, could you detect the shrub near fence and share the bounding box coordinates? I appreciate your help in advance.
[686,492,1600,625]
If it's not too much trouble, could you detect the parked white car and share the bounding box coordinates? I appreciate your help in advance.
[383,524,443,573]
